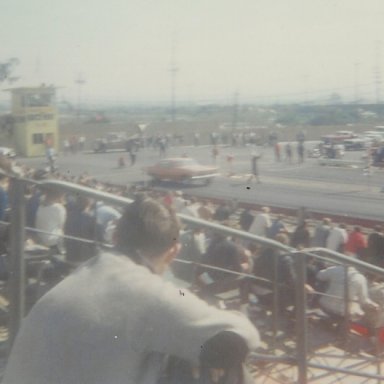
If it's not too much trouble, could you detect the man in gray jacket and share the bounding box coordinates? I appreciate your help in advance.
[4,194,259,384]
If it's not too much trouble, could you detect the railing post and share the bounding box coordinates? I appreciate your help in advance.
[343,265,350,347]
[271,251,279,350]
[8,177,26,350]
[295,252,308,384]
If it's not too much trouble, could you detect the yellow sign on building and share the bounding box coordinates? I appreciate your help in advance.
[6,85,59,157]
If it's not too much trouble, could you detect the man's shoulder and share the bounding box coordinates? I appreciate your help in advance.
[90,252,152,275]
[95,252,181,291]
[319,265,339,275]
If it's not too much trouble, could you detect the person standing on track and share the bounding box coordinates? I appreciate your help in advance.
[285,143,293,164]
[212,145,219,165]
[247,151,261,184]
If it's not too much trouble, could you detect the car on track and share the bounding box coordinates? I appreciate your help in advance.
[362,131,384,144]
[145,158,219,185]
[94,132,142,153]
[343,137,371,151]
[94,132,128,153]
[321,131,357,145]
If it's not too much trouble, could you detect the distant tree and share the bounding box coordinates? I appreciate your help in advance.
[0,58,19,84]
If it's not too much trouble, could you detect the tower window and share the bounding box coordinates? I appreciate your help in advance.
[32,133,44,144]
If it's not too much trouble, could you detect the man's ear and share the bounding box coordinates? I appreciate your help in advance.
[164,242,181,264]
[111,226,118,246]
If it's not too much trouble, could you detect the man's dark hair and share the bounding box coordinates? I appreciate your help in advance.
[115,194,180,258]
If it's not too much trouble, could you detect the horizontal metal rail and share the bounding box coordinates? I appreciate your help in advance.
[308,362,384,381]
[5,175,384,384]
[21,179,384,276]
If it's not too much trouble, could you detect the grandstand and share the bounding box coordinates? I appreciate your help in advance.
[0,161,383,383]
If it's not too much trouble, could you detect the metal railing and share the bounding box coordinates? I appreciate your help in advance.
[5,175,384,383]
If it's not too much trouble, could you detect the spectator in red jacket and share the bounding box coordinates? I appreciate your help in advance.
[345,226,367,259]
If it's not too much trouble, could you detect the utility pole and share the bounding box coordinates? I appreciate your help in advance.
[169,34,179,124]
[34,54,41,83]
[303,75,309,104]
[374,41,382,104]
[75,72,86,121]
[232,92,239,132]
[354,62,360,104]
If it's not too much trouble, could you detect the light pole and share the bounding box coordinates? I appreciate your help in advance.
[169,33,179,124]
[232,91,239,131]
[75,72,86,121]
[354,62,360,104]
[374,41,382,104]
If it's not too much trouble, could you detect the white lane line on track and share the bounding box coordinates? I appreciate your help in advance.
[220,173,382,193]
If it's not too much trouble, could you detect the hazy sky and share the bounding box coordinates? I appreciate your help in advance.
[1,0,384,104]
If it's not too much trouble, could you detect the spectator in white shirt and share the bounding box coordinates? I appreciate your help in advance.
[326,223,348,253]
[317,264,378,321]
[95,202,121,241]
[35,188,67,252]
[248,207,271,237]
[172,191,185,213]
[181,199,199,218]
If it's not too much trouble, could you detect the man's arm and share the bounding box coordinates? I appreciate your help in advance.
[135,277,260,365]
[316,267,331,282]
[356,275,378,309]
[200,331,248,369]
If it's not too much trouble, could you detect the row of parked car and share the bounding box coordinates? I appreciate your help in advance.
[322,128,384,151]
[307,128,384,160]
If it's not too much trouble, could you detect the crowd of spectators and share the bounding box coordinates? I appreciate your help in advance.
[1,157,384,348]
[161,190,384,343]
